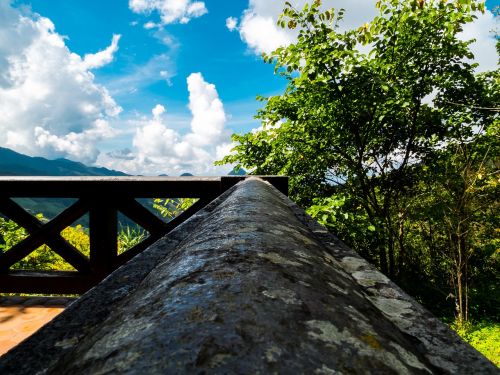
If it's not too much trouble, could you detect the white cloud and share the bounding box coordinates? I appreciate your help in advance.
[226,17,238,32]
[98,73,232,175]
[129,0,208,25]
[133,108,179,159]
[460,9,498,72]
[82,34,121,70]
[230,0,377,55]
[215,142,235,161]
[34,119,117,163]
[0,0,122,163]
[238,12,294,55]
[230,0,498,72]
[143,21,157,29]
[185,72,226,147]
[152,103,166,118]
[151,27,179,48]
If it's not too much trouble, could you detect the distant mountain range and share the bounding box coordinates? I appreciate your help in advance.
[0,147,127,176]
[0,147,128,220]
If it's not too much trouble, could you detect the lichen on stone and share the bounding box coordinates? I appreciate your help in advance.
[326,282,347,295]
[265,346,283,363]
[340,256,367,272]
[351,269,391,288]
[262,288,302,305]
[54,337,80,349]
[257,252,302,267]
[370,296,413,318]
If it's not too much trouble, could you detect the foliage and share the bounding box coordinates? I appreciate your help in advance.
[0,214,27,251]
[0,215,90,271]
[118,225,147,254]
[0,197,195,271]
[451,320,500,366]
[120,197,197,252]
[218,0,489,277]
[307,194,381,263]
[411,123,499,322]
[0,214,150,267]
[153,198,197,219]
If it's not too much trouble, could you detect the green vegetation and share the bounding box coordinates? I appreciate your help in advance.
[0,215,90,271]
[0,215,150,269]
[452,320,500,366]
[218,0,499,364]
[118,225,147,254]
[0,197,196,270]
[153,198,197,220]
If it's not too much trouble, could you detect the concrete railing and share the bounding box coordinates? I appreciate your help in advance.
[0,178,496,374]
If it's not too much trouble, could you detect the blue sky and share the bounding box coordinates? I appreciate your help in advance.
[1,0,498,175]
[22,0,278,126]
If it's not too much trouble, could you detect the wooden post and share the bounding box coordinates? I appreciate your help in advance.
[89,198,117,280]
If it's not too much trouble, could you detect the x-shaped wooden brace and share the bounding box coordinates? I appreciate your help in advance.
[0,195,213,274]
[0,198,91,273]
[113,197,212,268]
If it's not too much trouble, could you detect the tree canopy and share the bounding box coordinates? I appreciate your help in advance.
[217,0,499,325]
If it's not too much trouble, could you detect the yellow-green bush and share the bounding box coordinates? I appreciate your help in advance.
[0,217,91,271]
[452,321,500,367]
[1,214,148,269]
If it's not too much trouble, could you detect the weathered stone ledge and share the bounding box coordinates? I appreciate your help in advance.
[0,177,496,374]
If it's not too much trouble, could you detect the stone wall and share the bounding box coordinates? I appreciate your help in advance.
[0,178,496,374]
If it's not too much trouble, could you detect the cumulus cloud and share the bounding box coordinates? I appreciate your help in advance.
[185,72,226,147]
[82,34,121,70]
[229,0,498,71]
[152,103,166,118]
[34,119,117,163]
[228,0,377,55]
[129,0,208,25]
[0,0,122,163]
[226,17,238,32]
[106,148,135,160]
[238,13,294,55]
[98,73,233,175]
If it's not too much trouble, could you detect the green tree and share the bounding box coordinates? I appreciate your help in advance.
[407,112,499,323]
[218,0,489,279]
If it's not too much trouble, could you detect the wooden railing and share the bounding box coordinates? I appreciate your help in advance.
[0,176,287,294]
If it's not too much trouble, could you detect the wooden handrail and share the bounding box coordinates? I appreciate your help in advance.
[0,176,287,294]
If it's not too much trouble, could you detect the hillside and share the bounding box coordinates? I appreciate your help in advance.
[0,147,127,176]
[0,147,127,220]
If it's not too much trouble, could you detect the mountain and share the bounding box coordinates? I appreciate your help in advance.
[0,147,127,176]
[0,147,128,221]
[228,167,247,176]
